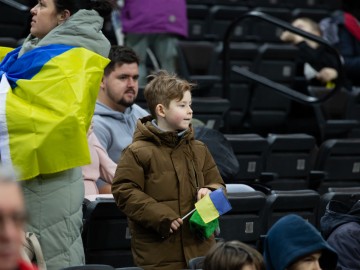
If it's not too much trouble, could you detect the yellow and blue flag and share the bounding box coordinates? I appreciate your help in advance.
[189,188,232,239]
[0,44,109,180]
[195,188,232,223]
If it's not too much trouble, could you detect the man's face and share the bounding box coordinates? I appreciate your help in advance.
[100,63,139,112]
[0,183,25,270]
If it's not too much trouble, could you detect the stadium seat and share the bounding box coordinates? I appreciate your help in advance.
[82,197,134,267]
[313,139,360,194]
[224,133,268,184]
[207,5,249,41]
[241,43,298,134]
[176,40,221,94]
[308,87,360,141]
[260,133,317,190]
[191,97,230,129]
[218,191,267,246]
[187,4,211,41]
[261,189,320,232]
[188,256,205,270]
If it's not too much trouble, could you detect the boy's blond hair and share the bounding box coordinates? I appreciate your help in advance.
[144,70,194,118]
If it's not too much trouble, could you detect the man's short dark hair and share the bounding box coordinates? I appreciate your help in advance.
[104,45,140,76]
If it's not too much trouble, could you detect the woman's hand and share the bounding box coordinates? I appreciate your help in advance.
[197,188,212,201]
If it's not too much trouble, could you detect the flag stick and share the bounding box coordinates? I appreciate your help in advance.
[182,208,196,220]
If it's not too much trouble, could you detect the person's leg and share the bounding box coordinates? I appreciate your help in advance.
[153,34,179,74]
[125,33,149,87]
[22,167,85,270]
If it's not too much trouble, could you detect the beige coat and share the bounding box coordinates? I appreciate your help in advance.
[112,116,225,270]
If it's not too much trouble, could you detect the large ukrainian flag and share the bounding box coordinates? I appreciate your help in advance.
[0,44,109,180]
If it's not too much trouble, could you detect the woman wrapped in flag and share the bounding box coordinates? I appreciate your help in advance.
[0,0,112,268]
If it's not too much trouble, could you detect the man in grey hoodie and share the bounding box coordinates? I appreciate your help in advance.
[93,46,149,191]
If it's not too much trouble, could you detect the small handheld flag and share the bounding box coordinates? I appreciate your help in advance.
[188,188,232,239]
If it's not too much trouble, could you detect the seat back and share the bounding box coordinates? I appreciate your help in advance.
[224,133,268,183]
[261,189,320,231]
[218,191,267,245]
[261,133,317,190]
[82,198,134,267]
[314,139,360,194]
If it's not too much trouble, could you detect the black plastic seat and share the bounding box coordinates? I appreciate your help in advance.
[218,191,267,246]
[313,139,360,194]
[260,133,317,190]
[224,133,268,184]
[82,197,134,267]
[261,189,320,232]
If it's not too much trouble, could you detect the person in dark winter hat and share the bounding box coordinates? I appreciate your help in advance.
[320,199,360,270]
[263,214,338,270]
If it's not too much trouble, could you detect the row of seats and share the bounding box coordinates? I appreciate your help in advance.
[187,5,333,42]
[82,187,360,268]
[225,133,360,194]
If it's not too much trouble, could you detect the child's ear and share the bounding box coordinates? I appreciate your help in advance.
[156,104,166,118]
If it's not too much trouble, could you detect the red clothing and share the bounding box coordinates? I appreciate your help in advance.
[18,260,38,270]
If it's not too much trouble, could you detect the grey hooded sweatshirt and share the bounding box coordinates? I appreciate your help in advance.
[93,101,149,163]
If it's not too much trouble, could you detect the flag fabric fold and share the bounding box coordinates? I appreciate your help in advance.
[0,45,110,180]
[189,188,232,238]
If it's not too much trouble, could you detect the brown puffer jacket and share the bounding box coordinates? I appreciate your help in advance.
[112,116,225,270]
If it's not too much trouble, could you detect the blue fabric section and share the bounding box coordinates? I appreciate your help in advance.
[209,188,232,216]
[0,44,74,88]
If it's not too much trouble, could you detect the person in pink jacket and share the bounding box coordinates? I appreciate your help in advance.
[82,121,117,196]
[120,0,188,86]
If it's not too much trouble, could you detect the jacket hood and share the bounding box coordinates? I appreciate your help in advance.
[20,9,110,57]
[133,115,194,147]
[264,214,338,270]
[94,101,138,121]
[320,200,360,239]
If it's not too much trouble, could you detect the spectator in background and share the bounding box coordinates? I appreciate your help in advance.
[320,199,360,270]
[120,0,188,86]
[281,17,339,88]
[82,120,117,196]
[203,240,265,270]
[112,70,225,270]
[320,0,360,88]
[0,0,112,267]
[263,214,338,270]
[93,45,149,192]
[0,165,37,270]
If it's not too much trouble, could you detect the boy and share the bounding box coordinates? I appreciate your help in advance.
[112,70,226,270]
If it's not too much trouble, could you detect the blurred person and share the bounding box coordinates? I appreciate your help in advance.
[320,0,360,88]
[120,0,188,86]
[263,214,338,270]
[82,120,117,196]
[0,0,113,268]
[281,17,339,88]
[0,165,37,270]
[93,45,149,192]
[203,240,265,270]
[321,199,360,270]
[112,70,225,270]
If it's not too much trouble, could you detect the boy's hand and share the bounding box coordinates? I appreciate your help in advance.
[197,188,212,201]
[170,218,183,233]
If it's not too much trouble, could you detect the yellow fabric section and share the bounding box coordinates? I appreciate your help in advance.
[0,47,14,61]
[5,47,109,180]
[195,194,219,223]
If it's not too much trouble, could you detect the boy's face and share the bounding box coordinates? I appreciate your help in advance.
[160,91,193,132]
[287,252,322,270]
